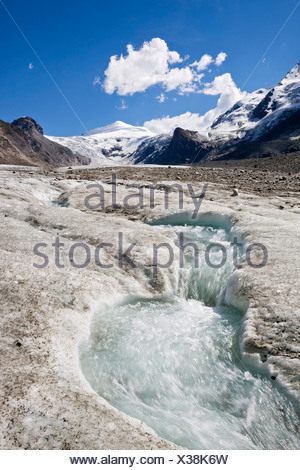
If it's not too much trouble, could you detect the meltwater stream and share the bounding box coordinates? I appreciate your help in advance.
[80,220,300,449]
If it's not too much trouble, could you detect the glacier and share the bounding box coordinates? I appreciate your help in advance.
[47,121,156,167]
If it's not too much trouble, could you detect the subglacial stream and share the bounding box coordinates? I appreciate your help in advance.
[80,218,300,449]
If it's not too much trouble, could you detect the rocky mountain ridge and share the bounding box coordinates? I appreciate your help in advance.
[0,117,90,168]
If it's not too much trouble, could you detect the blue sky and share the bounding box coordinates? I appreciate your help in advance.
[0,0,299,136]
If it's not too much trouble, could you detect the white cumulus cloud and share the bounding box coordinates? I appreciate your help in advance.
[103,38,196,96]
[144,112,208,134]
[191,54,213,71]
[144,73,246,134]
[162,66,195,92]
[102,38,229,98]
[102,38,225,97]
[215,52,227,66]
[202,73,241,97]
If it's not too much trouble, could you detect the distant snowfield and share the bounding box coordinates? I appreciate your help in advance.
[47,121,156,167]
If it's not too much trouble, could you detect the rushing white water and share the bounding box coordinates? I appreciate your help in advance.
[80,221,300,449]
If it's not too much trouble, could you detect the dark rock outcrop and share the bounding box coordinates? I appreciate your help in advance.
[161,128,214,165]
[134,128,218,165]
[12,116,44,135]
[0,117,90,168]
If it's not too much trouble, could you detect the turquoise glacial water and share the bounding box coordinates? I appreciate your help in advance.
[80,222,300,449]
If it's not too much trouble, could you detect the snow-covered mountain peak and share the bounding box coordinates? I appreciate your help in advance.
[209,88,269,139]
[281,60,300,83]
[47,121,155,167]
[83,121,154,138]
[244,61,300,140]
[208,61,300,142]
